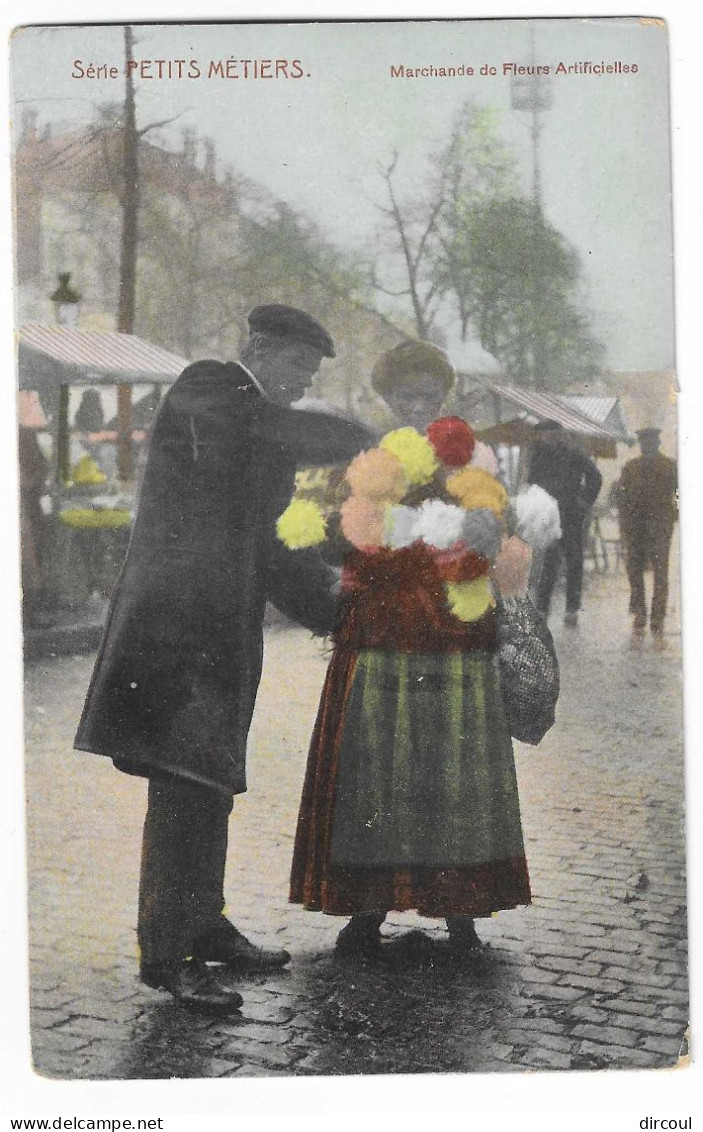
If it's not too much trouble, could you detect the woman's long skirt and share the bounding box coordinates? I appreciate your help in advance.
[290,647,531,917]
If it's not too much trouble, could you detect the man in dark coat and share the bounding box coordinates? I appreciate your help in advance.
[615,427,677,649]
[527,420,603,627]
[75,305,373,1011]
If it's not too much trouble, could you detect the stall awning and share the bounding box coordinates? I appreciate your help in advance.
[557,394,632,443]
[490,385,616,438]
[18,325,189,390]
[463,383,625,458]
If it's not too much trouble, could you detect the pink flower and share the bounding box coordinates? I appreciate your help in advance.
[491,536,533,597]
[345,448,408,502]
[470,441,500,476]
[341,496,386,550]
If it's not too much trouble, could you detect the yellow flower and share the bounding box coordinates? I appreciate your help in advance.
[71,455,107,486]
[446,577,495,623]
[379,427,438,486]
[446,466,508,516]
[276,498,327,549]
[59,509,131,529]
[295,467,331,495]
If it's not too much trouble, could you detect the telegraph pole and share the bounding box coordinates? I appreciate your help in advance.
[529,25,545,213]
[116,24,138,481]
[510,26,552,384]
[510,25,551,213]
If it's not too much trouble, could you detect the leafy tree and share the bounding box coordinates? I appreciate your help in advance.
[443,196,604,387]
[236,201,370,323]
[37,114,370,364]
[374,99,603,387]
[137,166,247,358]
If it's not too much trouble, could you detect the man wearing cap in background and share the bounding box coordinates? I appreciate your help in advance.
[527,420,603,628]
[75,304,373,1011]
[615,427,678,649]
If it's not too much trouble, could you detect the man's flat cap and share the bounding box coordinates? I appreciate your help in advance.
[248,304,335,358]
[636,427,662,439]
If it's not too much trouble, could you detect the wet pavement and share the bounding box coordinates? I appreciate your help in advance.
[23,566,688,1079]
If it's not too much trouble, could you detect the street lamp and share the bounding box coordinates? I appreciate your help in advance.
[49,273,82,481]
[50,273,82,328]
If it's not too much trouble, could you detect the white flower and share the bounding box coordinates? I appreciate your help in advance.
[384,504,417,549]
[412,500,466,549]
[512,485,562,551]
[461,508,503,560]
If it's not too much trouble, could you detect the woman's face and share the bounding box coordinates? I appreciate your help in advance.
[383,377,448,431]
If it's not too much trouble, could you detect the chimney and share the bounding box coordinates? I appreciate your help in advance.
[223,169,238,208]
[21,108,38,145]
[203,138,216,180]
[181,128,196,165]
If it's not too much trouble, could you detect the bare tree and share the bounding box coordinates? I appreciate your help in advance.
[374,152,446,339]
[432,104,516,341]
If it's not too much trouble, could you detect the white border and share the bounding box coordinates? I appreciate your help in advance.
[1,2,700,1126]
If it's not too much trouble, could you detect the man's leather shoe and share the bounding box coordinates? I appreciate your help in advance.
[192,917,291,973]
[140,958,243,1012]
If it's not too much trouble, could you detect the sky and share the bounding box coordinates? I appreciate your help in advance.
[11,18,675,373]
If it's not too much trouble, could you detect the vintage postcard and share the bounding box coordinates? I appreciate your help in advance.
[8,15,688,1089]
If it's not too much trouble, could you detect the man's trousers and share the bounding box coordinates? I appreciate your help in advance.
[536,508,585,616]
[137,773,233,966]
[625,529,673,633]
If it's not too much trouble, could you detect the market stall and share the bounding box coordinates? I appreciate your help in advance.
[455,381,632,573]
[464,382,629,460]
[18,325,188,608]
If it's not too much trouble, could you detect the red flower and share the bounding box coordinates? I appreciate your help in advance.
[432,542,491,582]
[427,416,476,467]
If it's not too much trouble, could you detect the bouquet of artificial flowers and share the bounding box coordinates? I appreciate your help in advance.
[277,417,559,739]
[277,417,538,624]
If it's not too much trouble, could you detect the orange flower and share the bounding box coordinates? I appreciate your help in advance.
[446,466,508,515]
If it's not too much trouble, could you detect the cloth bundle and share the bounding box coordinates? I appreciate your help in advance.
[495,596,560,745]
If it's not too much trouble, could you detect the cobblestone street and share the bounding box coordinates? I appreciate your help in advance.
[23,566,688,1080]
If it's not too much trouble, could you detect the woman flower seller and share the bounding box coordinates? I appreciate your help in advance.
[285,341,558,958]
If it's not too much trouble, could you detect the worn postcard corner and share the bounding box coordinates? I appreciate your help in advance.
[10,15,687,1087]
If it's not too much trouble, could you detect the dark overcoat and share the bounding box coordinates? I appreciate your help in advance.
[74,360,372,796]
[616,453,678,546]
[527,439,603,519]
